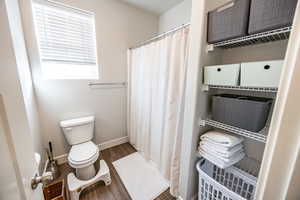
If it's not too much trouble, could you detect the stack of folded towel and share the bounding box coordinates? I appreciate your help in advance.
[198,131,245,168]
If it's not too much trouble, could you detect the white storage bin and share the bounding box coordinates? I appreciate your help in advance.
[204,64,240,86]
[241,60,284,88]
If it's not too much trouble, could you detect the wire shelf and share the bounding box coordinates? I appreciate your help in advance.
[195,154,261,178]
[213,27,291,49]
[202,119,267,143]
[207,85,278,93]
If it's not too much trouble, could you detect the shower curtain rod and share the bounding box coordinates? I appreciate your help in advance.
[129,22,191,50]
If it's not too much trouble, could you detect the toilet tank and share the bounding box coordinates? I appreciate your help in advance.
[60,116,95,145]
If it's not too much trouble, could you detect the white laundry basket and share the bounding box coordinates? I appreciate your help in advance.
[196,159,257,200]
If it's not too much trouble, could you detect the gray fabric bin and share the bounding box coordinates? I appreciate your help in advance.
[248,0,298,34]
[207,0,250,43]
[212,94,272,132]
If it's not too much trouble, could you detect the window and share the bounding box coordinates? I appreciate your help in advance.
[32,1,99,79]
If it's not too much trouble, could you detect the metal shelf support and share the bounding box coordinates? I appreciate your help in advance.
[210,26,291,50]
[200,119,267,143]
[204,85,278,93]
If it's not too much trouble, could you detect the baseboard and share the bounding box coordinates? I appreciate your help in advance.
[44,153,68,169]
[52,136,129,165]
[98,136,129,150]
[55,154,68,165]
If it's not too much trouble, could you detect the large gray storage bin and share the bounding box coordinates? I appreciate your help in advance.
[212,94,272,132]
[207,0,250,43]
[248,0,298,34]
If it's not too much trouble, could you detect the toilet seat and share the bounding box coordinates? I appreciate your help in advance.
[68,141,99,168]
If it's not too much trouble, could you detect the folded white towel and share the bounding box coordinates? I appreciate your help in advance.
[200,147,244,162]
[199,141,243,152]
[200,142,243,158]
[200,131,244,147]
[198,148,245,169]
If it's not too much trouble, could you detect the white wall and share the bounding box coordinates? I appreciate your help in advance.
[21,0,159,157]
[158,0,192,33]
[0,96,21,200]
[286,152,300,199]
[5,0,44,173]
[0,0,44,199]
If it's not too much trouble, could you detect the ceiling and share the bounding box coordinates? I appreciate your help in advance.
[120,0,184,15]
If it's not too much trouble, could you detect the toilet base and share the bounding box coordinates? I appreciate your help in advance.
[76,164,96,180]
[68,160,111,200]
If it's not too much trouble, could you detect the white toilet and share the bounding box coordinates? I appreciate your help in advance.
[60,116,111,200]
[60,116,99,180]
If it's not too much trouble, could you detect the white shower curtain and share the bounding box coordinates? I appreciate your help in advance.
[127,26,189,197]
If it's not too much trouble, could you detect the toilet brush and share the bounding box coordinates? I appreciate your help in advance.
[46,148,51,162]
[49,142,54,161]
[46,142,60,180]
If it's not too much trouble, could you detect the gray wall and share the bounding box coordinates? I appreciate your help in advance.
[179,0,288,199]
[21,0,159,157]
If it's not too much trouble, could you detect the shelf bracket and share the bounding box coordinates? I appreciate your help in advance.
[206,44,214,52]
[201,85,209,92]
[198,119,206,127]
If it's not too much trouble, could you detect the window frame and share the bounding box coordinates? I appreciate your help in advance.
[32,0,100,80]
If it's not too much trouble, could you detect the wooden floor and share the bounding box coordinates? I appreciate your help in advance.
[56,143,176,200]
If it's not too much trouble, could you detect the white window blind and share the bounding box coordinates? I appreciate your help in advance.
[32,1,99,79]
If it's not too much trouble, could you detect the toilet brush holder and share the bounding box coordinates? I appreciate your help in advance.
[48,160,60,180]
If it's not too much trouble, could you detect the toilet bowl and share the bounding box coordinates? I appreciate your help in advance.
[68,141,99,180]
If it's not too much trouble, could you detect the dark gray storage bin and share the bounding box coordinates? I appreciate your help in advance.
[207,0,250,43]
[248,0,298,34]
[212,94,272,132]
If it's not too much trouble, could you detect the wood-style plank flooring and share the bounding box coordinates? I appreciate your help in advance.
[55,143,176,200]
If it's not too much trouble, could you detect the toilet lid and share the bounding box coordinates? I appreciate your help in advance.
[69,141,98,163]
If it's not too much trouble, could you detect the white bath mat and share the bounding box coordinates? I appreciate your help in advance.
[113,152,169,200]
